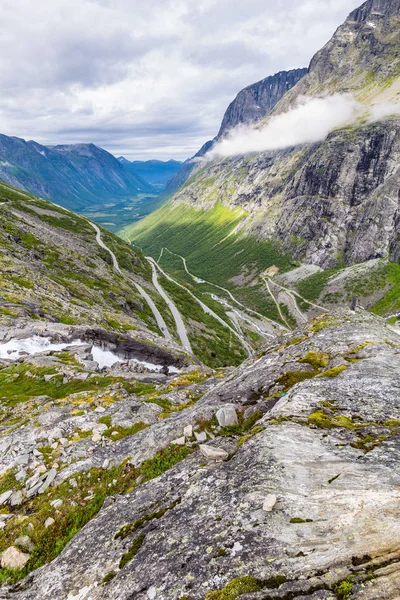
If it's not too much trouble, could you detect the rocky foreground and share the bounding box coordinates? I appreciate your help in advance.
[0,310,399,599]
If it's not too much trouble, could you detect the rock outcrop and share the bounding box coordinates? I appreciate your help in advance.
[1,311,399,599]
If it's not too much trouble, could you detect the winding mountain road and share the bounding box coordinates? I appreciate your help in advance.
[158,247,285,334]
[148,257,252,355]
[147,259,192,353]
[88,222,172,342]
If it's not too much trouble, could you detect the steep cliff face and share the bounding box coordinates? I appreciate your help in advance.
[217,69,307,138]
[164,118,400,269]
[267,0,400,116]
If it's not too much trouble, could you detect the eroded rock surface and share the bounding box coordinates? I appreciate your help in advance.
[0,311,398,599]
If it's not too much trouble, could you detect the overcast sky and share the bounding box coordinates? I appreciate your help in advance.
[0,0,360,161]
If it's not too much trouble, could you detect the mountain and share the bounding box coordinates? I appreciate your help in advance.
[217,68,308,137]
[165,68,307,195]
[118,158,183,189]
[124,0,400,325]
[1,2,400,596]
[0,136,154,212]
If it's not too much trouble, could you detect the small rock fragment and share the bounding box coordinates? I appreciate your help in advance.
[171,436,186,446]
[14,536,34,552]
[0,490,13,506]
[199,444,229,462]
[215,405,238,427]
[1,547,30,569]
[44,518,55,528]
[15,470,27,483]
[15,454,30,466]
[194,431,207,443]
[183,424,193,438]
[9,490,24,507]
[102,459,110,470]
[263,494,278,512]
[50,499,63,509]
[92,433,102,443]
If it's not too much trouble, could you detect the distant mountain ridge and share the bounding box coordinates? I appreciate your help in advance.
[0,135,154,211]
[118,158,183,189]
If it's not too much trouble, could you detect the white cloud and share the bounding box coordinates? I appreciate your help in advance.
[209,94,360,157]
[0,0,359,159]
[369,102,400,122]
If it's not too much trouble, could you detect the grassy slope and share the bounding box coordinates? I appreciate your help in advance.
[121,201,294,321]
[0,181,160,333]
[296,260,400,318]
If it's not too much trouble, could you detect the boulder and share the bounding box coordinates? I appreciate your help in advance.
[199,444,229,462]
[0,490,12,506]
[215,405,238,427]
[1,547,30,570]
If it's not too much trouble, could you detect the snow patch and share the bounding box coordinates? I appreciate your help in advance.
[0,336,81,359]
[0,336,180,373]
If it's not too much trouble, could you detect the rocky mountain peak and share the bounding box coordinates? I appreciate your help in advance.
[217,68,307,138]
[350,0,400,20]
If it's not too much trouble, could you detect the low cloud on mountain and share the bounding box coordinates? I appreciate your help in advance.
[209,94,400,158]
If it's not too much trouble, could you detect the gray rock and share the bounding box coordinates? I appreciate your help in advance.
[9,490,24,507]
[0,547,30,570]
[44,518,55,528]
[15,470,27,483]
[199,444,229,461]
[194,431,207,443]
[262,494,278,511]
[0,490,13,505]
[14,536,35,552]
[38,468,57,493]
[170,437,186,446]
[15,454,30,466]
[183,424,193,438]
[50,499,63,509]
[25,473,40,489]
[26,482,42,498]
[215,404,238,427]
